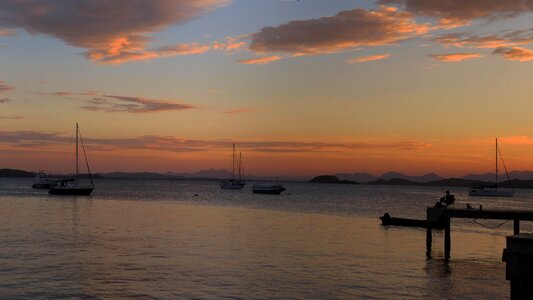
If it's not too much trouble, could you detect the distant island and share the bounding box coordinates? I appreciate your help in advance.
[4,167,533,189]
[0,169,33,177]
[310,175,359,184]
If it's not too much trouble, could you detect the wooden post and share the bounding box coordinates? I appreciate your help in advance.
[426,207,432,257]
[444,216,451,259]
[426,224,432,258]
[514,219,520,235]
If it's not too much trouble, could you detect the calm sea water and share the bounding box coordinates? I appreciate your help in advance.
[1,178,532,299]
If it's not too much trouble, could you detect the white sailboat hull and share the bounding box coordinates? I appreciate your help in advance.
[220,181,245,189]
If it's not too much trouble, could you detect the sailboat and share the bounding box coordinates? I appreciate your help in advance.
[469,138,514,197]
[220,143,245,189]
[49,123,94,195]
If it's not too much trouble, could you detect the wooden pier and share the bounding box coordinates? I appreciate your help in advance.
[426,207,533,258]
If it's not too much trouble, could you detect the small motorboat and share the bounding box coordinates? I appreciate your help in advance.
[32,171,57,189]
[252,184,286,195]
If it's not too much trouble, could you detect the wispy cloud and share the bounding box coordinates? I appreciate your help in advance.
[81,95,196,113]
[0,28,15,37]
[237,56,282,65]
[0,0,229,64]
[434,30,533,49]
[0,98,11,104]
[346,53,392,64]
[492,47,533,62]
[0,116,23,120]
[0,81,14,93]
[224,108,257,115]
[0,130,429,153]
[429,52,483,62]
[249,6,429,56]
[88,42,212,64]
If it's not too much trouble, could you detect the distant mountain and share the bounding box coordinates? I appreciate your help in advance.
[335,172,376,183]
[0,168,33,177]
[508,171,533,180]
[378,172,443,183]
[368,178,420,186]
[461,173,495,182]
[368,177,489,188]
[310,175,359,184]
[425,178,487,187]
[462,171,533,181]
[167,168,234,179]
[102,172,183,180]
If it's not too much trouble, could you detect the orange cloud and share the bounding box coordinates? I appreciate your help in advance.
[86,42,212,64]
[499,136,533,145]
[0,80,13,93]
[379,0,533,25]
[224,108,257,115]
[346,53,392,63]
[429,52,483,62]
[492,47,533,62]
[0,28,15,37]
[0,0,229,63]
[434,30,533,49]
[249,6,429,56]
[213,36,248,52]
[237,56,282,65]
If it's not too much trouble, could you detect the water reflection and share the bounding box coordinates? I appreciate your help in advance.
[0,178,524,298]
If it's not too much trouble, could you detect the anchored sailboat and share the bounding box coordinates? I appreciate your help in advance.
[220,143,245,189]
[469,138,514,197]
[49,123,94,195]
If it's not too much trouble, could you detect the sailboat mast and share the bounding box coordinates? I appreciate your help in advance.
[76,122,79,176]
[232,143,235,181]
[495,138,498,189]
[239,152,242,181]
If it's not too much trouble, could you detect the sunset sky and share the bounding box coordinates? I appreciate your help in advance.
[0,0,532,177]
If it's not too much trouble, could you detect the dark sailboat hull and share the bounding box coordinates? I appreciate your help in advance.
[49,187,94,196]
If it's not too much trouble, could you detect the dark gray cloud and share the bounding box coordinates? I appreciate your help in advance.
[379,0,533,25]
[249,6,428,56]
[0,0,228,63]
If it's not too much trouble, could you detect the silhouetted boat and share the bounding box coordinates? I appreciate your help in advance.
[220,143,245,189]
[380,213,444,229]
[252,184,285,195]
[49,123,94,196]
[32,171,57,189]
[469,138,513,197]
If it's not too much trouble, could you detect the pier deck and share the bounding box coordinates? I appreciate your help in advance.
[426,207,533,258]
